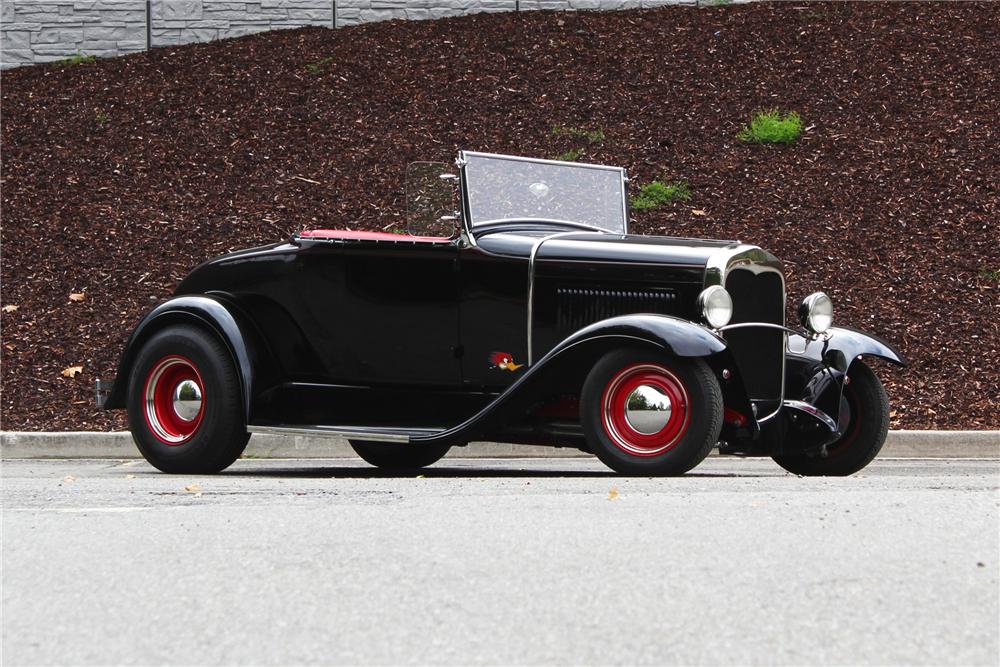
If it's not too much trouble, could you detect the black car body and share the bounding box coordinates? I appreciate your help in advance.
[100,151,904,475]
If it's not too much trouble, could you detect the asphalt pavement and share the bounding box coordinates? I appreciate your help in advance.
[2,457,998,666]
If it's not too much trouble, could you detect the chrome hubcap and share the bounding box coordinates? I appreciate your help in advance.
[624,384,673,435]
[144,356,205,445]
[171,379,203,422]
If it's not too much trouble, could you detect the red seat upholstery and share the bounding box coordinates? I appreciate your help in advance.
[299,229,452,243]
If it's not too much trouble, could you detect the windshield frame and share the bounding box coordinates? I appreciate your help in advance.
[458,151,629,240]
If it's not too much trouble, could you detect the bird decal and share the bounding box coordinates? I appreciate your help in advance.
[488,351,523,371]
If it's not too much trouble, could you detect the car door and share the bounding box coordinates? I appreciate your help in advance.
[458,243,530,391]
[338,240,462,387]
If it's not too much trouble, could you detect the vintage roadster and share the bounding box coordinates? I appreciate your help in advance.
[98,151,904,476]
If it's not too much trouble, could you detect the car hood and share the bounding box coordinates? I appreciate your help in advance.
[476,230,741,268]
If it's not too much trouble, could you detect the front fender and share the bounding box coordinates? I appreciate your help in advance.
[548,313,729,359]
[414,314,750,445]
[103,295,265,420]
[785,326,906,432]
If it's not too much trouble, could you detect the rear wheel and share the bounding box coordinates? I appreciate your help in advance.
[349,441,451,470]
[772,361,889,476]
[127,325,249,473]
[581,349,723,475]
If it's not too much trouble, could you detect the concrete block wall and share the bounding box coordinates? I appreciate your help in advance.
[151,0,333,47]
[335,0,514,28]
[2,0,705,67]
[1,0,146,67]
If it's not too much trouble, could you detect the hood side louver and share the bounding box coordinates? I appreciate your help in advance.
[556,286,677,333]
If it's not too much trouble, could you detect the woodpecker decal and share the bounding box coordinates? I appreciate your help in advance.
[488,352,523,371]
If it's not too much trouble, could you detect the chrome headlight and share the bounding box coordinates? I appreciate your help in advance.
[799,292,834,333]
[697,286,733,329]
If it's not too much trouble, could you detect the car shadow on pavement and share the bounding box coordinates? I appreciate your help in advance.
[213,466,765,479]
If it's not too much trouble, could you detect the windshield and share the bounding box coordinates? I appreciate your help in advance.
[462,152,628,233]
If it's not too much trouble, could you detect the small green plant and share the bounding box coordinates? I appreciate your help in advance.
[551,126,605,144]
[980,268,1000,282]
[630,180,691,210]
[95,110,110,124]
[55,53,97,66]
[555,148,585,162]
[737,109,802,144]
[305,56,335,74]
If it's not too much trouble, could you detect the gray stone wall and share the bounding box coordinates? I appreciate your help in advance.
[152,0,333,47]
[1,0,700,68]
[1,0,146,67]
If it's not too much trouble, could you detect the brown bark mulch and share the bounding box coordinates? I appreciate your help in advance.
[2,2,998,431]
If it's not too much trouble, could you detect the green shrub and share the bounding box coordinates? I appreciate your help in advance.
[737,109,802,144]
[551,126,605,144]
[630,180,691,210]
[305,56,335,74]
[54,53,97,66]
[555,148,585,162]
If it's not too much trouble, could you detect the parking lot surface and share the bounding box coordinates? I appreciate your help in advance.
[3,457,998,666]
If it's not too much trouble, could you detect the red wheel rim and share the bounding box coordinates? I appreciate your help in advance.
[601,363,690,457]
[143,356,205,445]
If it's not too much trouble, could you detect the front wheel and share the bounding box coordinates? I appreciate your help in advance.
[127,325,249,474]
[349,441,451,470]
[772,361,889,476]
[580,349,723,475]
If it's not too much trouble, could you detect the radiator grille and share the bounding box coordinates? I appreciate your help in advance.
[556,286,676,334]
[723,269,784,408]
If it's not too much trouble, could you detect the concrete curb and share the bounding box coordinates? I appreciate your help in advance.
[1,430,997,459]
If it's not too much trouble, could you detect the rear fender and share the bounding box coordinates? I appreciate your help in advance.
[103,295,275,421]
[785,326,906,433]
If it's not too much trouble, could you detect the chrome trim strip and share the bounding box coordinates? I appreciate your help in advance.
[527,231,584,366]
[462,150,626,173]
[716,322,803,336]
[781,400,838,432]
[457,151,477,248]
[621,168,630,235]
[247,425,412,443]
[471,218,617,234]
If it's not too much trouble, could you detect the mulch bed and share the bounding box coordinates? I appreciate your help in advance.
[2,2,998,431]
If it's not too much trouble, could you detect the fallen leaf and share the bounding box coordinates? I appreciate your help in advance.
[63,475,76,483]
[692,209,708,216]
[69,293,86,302]
[1,305,18,313]
[60,365,83,378]
[184,483,201,493]
[608,487,619,500]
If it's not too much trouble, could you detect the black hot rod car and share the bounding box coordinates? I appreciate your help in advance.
[98,151,904,476]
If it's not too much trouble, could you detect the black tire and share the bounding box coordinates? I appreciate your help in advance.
[127,324,249,474]
[772,361,889,476]
[580,349,723,475]
[349,440,451,470]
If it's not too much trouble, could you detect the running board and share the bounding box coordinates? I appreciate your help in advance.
[246,424,444,443]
